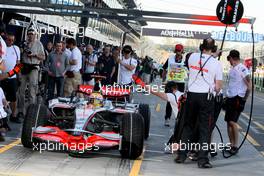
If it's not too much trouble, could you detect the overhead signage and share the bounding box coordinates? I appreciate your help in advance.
[142,28,263,43]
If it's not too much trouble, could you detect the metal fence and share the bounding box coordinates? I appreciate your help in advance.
[254,74,264,92]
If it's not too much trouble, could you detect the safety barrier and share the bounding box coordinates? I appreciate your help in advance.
[254,74,264,92]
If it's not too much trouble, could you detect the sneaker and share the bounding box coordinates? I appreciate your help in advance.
[228,146,239,155]
[188,150,198,161]
[174,154,187,163]
[198,161,213,169]
[2,118,11,131]
[210,151,218,157]
[164,119,170,127]
[210,144,218,157]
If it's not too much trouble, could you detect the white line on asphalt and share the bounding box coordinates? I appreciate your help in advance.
[254,95,264,102]
[145,149,164,154]
[239,117,260,134]
[149,133,165,137]
[261,151,264,157]
[241,132,261,147]
[0,144,23,147]
[89,152,120,157]
[241,112,264,131]
[142,158,164,162]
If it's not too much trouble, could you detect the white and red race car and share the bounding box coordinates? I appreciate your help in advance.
[21,81,150,159]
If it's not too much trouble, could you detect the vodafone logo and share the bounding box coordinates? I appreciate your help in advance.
[227,5,233,16]
[216,0,244,25]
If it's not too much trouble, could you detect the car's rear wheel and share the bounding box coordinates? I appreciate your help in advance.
[120,113,144,159]
[139,104,151,139]
[21,104,48,148]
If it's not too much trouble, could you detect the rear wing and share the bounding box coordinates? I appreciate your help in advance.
[78,85,131,97]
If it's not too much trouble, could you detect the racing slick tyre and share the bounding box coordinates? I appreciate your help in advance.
[120,113,144,159]
[21,104,48,148]
[139,104,151,139]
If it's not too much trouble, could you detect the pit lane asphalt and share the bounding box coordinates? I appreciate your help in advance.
[0,87,263,176]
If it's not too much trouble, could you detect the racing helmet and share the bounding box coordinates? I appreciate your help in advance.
[89,93,104,108]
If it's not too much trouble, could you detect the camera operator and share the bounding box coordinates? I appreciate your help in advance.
[224,50,252,155]
[175,38,223,169]
[162,44,187,126]
[17,27,45,119]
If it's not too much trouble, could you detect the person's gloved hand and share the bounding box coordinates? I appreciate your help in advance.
[177,94,187,110]
[8,63,23,77]
[132,74,145,87]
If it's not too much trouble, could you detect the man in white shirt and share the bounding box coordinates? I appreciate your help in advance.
[176,38,223,168]
[225,50,251,155]
[64,38,82,96]
[149,81,184,151]
[62,41,72,59]
[117,45,137,86]
[150,81,183,118]
[2,33,20,123]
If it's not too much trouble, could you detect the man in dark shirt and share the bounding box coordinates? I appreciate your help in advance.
[97,45,115,85]
[111,46,120,84]
[47,42,69,100]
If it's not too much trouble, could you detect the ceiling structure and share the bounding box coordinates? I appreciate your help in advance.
[0,0,255,38]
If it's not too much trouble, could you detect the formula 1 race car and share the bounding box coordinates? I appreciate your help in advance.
[21,76,150,159]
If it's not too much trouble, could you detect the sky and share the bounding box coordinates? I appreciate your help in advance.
[135,0,264,35]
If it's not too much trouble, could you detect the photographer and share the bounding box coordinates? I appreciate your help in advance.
[17,27,45,119]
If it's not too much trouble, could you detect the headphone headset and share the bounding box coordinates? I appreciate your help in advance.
[122,45,133,54]
[199,37,218,52]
